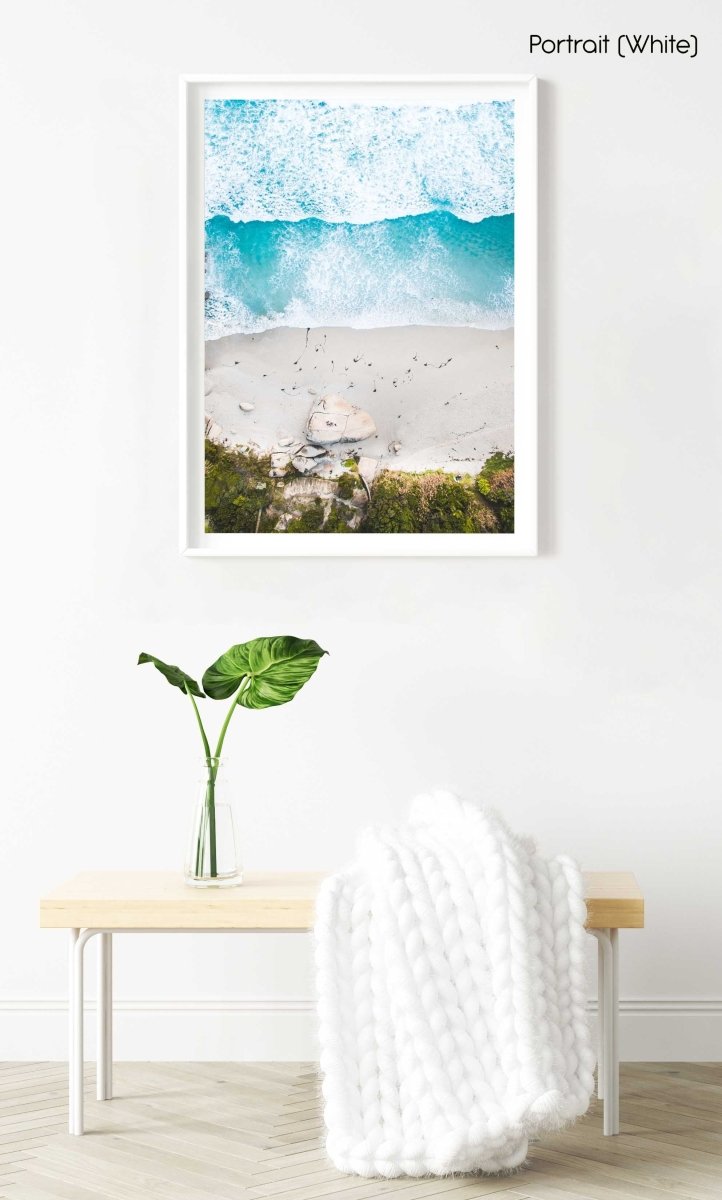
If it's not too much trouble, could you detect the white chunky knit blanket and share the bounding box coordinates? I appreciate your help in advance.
[315,793,595,1177]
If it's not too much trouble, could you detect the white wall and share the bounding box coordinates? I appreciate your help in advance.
[1,0,720,1061]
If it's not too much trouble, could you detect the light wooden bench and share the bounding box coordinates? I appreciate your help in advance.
[40,870,643,1137]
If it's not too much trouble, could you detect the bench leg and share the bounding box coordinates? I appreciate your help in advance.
[69,929,99,1135]
[68,929,79,1135]
[592,928,620,1135]
[69,929,87,1135]
[610,927,619,1130]
[597,935,606,1100]
[97,932,113,1101]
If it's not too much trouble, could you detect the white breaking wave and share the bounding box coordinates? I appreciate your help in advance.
[205,290,514,340]
[205,99,514,225]
[204,210,514,337]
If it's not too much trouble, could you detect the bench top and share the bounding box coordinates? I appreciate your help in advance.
[40,870,644,931]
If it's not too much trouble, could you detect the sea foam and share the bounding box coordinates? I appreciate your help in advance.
[204,99,514,226]
[205,211,514,338]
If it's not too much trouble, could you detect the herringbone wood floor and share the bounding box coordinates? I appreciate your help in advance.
[1,1063,721,1199]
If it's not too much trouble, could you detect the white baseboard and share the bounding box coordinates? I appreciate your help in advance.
[588,998,722,1061]
[1,997,720,1062]
[0,997,318,1063]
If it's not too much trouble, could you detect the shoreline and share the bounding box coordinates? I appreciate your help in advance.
[204,325,513,476]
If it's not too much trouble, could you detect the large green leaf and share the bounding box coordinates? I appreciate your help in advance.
[202,637,327,709]
[138,652,204,698]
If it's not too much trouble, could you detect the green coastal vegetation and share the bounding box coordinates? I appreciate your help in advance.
[364,453,513,533]
[204,439,275,532]
[205,440,514,535]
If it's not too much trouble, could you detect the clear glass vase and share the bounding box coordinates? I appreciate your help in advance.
[185,758,243,888]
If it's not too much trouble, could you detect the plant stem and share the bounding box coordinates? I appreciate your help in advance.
[206,769,217,877]
[185,684,211,761]
[195,799,206,876]
[187,680,245,882]
[184,684,216,878]
[212,681,247,769]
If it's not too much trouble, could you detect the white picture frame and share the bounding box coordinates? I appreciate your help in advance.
[181,75,537,556]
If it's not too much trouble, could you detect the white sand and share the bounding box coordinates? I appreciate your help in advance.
[205,325,513,475]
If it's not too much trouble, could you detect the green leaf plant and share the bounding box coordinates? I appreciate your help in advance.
[138,638,327,879]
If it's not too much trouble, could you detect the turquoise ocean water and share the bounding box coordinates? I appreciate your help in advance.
[204,99,514,338]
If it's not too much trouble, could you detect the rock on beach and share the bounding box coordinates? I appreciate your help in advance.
[306,394,376,446]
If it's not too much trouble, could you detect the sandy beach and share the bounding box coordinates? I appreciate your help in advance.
[205,325,513,476]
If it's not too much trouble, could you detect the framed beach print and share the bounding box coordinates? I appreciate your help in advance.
[181,75,537,555]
